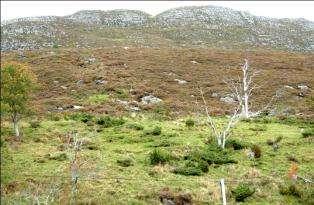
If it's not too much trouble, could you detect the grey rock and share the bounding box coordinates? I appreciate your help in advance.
[174,79,187,84]
[76,79,84,85]
[141,95,162,105]
[95,79,106,84]
[211,92,219,98]
[220,95,235,104]
[297,84,309,91]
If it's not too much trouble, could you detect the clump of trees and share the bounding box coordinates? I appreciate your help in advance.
[1,62,37,139]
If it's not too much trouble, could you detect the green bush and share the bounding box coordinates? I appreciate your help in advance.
[87,93,109,105]
[185,118,195,127]
[301,128,314,138]
[149,149,171,165]
[47,153,68,161]
[232,183,255,202]
[149,139,177,148]
[225,139,248,150]
[117,158,134,167]
[249,125,267,132]
[186,145,236,165]
[29,120,40,128]
[115,89,129,99]
[96,116,125,128]
[144,126,162,136]
[174,160,208,176]
[127,123,144,131]
[251,145,262,158]
[70,113,93,123]
[279,184,302,198]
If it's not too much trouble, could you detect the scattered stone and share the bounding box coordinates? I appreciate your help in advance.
[141,95,162,105]
[76,79,84,85]
[297,84,309,91]
[53,80,59,84]
[130,106,140,112]
[95,79,106,84]
[57,107,63,111]
[211,92,219,98]
[220,95,235,104]
[190,60,199,64]
[123,46,129,50]
[284,85,295,90]
[60,85,67,90]
[116,99,128,106]
[73,105,83,110]
[174,79,187,85]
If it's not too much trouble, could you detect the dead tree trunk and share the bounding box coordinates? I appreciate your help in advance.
[200,87,242,149]
[242,59,250,118]
[12,113,20,139]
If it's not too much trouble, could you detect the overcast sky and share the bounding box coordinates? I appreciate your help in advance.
[1,1,314,21]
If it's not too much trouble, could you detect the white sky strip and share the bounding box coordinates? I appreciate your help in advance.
[1,1,314,21]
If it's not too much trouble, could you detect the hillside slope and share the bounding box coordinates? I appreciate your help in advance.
[1,6,314,52]
[1,47,313,118]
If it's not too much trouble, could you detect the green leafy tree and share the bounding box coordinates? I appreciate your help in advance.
[1,62,37,139]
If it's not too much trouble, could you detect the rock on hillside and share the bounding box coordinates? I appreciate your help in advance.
[1,6,313,52]
[65,9,151,26]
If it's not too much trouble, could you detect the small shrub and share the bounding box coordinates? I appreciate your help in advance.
[117,158,134,167]
[186,145,236,165]
[144,126,162,136]
[115,89,129,99]
[47,153,67,161]
[70,113,93,123]
[287,155,299,163]
[266,136,283,150]
[249,125,267,132]
[225,139,248,150]
[149,139,176,148]
[174,160,208,176]
[251,145,262,158]
[29,120,40,128]
[149,149,171,165]
[127,123,144,131]
[232,183,255,202]
[279,184,302,198]
[96,116,125,128]
[275,136,283,143]
[87,93,109,105]
[301,128,314,138]
[185,118,195,128]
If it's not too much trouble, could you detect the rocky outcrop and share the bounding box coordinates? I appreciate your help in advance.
[1,6,313,52]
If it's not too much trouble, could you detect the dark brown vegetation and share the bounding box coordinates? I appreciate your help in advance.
[1,46,313,118]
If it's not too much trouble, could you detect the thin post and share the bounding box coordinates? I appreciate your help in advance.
[220,178,227,205]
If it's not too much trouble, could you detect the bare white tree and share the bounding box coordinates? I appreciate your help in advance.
[199,87,242,149]
[224,59,268,119]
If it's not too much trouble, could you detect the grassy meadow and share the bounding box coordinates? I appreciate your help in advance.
[1,111,313,204]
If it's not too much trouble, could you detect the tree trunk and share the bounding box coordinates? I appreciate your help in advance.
[242,59,250,118]
[12,114,20,140]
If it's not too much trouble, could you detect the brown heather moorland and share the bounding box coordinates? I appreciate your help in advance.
[2,46,313,119]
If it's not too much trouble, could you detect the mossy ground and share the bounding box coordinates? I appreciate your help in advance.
[1,113,313,205]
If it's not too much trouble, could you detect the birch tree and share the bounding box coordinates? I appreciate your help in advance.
[199,87,242,149]
[224,59,263,119]
[1,62,37,139]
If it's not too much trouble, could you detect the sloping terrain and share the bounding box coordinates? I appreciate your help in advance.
[1,5,314,52]
[1,47,313,118]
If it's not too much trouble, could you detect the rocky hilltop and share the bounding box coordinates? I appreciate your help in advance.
[1,5,314,52]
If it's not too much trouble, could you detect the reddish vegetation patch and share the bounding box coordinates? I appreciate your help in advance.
[1,47,313,117]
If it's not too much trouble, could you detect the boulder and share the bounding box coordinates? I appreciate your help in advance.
[174,79,187,85]
[220,95,235,104]
[141,95,162,105]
